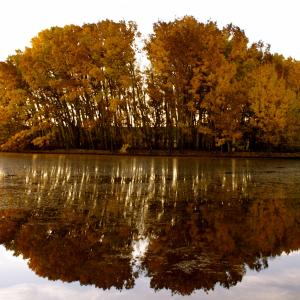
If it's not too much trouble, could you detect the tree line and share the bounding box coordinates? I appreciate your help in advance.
[0,16,299,152]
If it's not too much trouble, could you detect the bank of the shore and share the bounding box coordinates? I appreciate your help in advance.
[2,149,300,159]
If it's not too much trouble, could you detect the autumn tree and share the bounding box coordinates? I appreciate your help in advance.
[145,17,228,151]
[0,58,43,150]
[1,20,146,150]
[248,63,299,149]
[0,17,300,151]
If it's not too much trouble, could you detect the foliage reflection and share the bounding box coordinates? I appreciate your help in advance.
[0,155,299,294]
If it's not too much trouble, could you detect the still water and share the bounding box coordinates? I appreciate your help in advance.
[0,153,300,300]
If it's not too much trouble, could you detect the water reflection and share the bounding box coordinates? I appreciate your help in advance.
[0,154,300,295]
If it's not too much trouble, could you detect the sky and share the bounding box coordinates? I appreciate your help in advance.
[0,0,299,61]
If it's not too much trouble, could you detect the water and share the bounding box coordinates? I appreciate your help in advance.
[0,153,300,299]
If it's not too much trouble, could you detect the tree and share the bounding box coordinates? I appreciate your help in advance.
[4,20,145,150]
[0,17,300,152]
[248,63,299,149]
[145,16,227,151]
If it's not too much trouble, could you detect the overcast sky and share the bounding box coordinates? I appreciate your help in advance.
[0,0,299,60]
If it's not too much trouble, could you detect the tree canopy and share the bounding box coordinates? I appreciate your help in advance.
[0,17,299,152]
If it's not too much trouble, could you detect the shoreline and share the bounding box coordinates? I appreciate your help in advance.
[2,149,300,159]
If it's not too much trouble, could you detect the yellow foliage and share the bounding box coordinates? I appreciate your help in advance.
[119,143,131,153]
[216,138,226,147]
[32,132,56,149]
[0,129,33,151]
[109,98,121,113]
[249,64,297,146]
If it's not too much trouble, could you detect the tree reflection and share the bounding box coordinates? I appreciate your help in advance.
[0,208,135,289]
[0,156,299,294]
[141,189,300,295]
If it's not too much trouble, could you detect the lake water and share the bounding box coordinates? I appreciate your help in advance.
[0,153,300,300]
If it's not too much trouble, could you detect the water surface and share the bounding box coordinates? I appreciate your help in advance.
[0,154,300,299]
